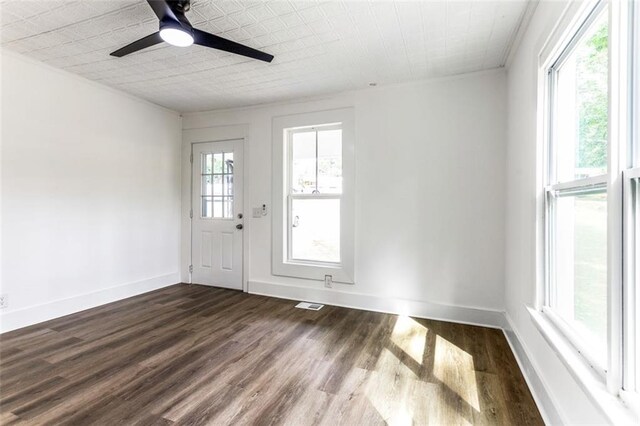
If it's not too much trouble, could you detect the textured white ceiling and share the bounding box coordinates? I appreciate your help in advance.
[0,0,530,112]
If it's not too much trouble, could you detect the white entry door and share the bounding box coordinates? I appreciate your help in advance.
[191,140,244,289]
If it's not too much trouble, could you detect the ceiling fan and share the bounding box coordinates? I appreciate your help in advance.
[110,0,274,62]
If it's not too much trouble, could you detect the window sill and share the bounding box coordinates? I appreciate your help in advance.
[528,307,638,424]
[272,260,354,285]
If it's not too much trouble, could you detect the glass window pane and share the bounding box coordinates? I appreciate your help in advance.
[224,196,234,219]
[213,153,223,174]
[213,196,223,218]
[318,129,342,194]
[291,198,340,263]
[554,11,608,182]
[202,196,213,218]
[200,150,234,219]
[213,175,223,196]
[224,152,234,173]
[224,175,233,196]
[203,153,213,174]
[292,131,317,194]
[551,191,607,361]
[202,175,213,196]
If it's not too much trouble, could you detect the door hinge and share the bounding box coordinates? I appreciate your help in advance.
[189,209,193,219]
[189,265,193,273]
[190,153,193,164]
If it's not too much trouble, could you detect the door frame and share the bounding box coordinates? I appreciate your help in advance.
[182,125,249,292]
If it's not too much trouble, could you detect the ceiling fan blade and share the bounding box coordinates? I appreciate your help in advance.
[193,29,274,63]
[146,0,179,23]
[110,32,163,57]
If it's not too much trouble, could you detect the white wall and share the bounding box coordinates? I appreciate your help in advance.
[0,50,183,332]
[505,1,609,424]
[182,69,507,323]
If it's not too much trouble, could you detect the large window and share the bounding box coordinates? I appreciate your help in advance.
[545,3,609,372]
[272,109,355,283]
[541,0,640,416]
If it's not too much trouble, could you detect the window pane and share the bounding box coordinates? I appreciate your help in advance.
[213,153,223,173]
[213,175,222,195]
[202,175,213,196]
[201,151,234,219]
[291,198,340,263]
[554,11,608,182]
[552,191,607,360]
[224,152,234,173]
[203,153,213,174]
[318,129,342,194]
[213,196,223,218]
[224,175,233,196]
[224,197,234,219]
[291,131,317,194]
[202,196,212,218]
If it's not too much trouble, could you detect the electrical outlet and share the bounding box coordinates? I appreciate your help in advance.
[0,294,7,310]
[324,275,333,288]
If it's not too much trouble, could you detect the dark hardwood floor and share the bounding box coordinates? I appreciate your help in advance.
[0,284,543,425]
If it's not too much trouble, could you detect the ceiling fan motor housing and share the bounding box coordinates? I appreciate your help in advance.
[160,18,193,34]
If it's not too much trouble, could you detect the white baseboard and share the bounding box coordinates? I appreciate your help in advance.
[503,313,564,425]
[248,280,507,329]
[0,273,179,333]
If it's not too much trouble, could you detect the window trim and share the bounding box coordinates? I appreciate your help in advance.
[272,108,355,284]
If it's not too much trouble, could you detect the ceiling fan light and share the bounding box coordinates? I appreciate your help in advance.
[160,27,193,47]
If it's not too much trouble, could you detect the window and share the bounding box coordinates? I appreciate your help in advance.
[622,0,640,410]
[201,152,234,219]
[288,125,342,263]
[544,3,609,372]
[272,109,354,283]
[540,0,640,416]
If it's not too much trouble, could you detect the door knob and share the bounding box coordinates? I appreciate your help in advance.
[236,224,243,230]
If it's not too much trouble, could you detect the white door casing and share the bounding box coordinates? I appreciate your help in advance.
[191,140,243,289]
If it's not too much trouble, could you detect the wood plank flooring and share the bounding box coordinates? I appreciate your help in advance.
[0,284,543,425]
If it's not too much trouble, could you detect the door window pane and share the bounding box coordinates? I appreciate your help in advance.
[551,191,607,361]
[224,152,234,173]
[554,11,608,182]
[201,151,234,219]
[213,153,223,173]
[291,198,340,263]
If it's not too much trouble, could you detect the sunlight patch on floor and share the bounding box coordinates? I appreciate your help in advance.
[391,315,428,365]
[364,367,414,426]
[434,334,480,411]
